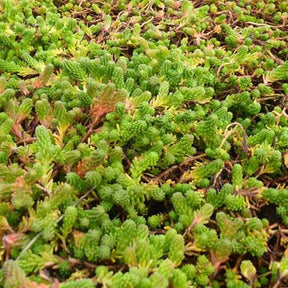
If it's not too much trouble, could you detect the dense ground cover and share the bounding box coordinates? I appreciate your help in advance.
[0,0,288,287]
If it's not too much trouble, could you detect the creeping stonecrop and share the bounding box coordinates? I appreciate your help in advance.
[0,0,288,287]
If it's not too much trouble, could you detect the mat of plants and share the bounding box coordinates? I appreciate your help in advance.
[1,0,288,287]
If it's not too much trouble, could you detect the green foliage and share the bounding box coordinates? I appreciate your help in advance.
[185,159,223,185]
[60,279,95,288]
[0,0,288,286]
[61,206,78,237]
[266,61,288,82]
[168,234,185,266]
[63,60,86,81]
[240,260,256,285]
[232,164,243,191]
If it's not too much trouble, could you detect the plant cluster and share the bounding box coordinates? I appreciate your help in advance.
[0,0,288,287]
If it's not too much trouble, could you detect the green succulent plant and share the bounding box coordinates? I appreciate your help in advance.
[1,0,288,287]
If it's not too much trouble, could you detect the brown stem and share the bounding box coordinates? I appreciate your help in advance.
[273,277,283,288]
[149,153,206,184]
[16,137,36,145]
[82,113,101,142]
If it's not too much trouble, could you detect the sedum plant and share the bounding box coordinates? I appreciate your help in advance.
[0,0,288,287]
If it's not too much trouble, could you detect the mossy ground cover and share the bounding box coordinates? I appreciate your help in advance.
[0,0,288,287]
